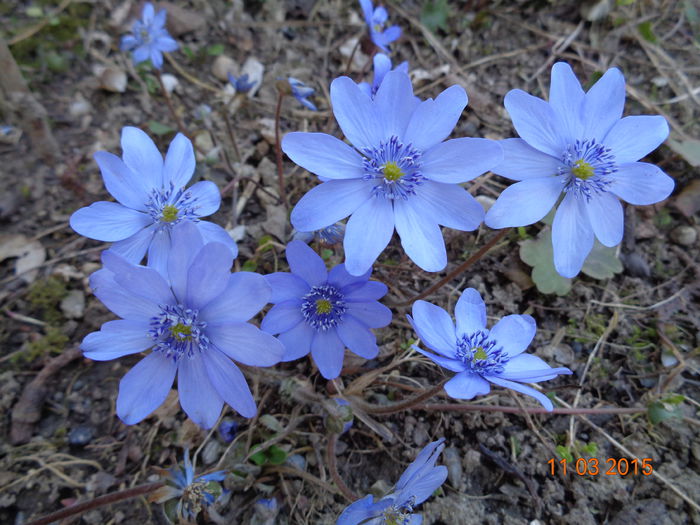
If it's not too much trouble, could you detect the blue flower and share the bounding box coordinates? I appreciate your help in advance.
[485,62,674,277]
[283,71,502,275]
[358,53,410,99]
[70,127,237,270]
[409,288,572,411]
[292,222,346,245]
[337,439,447,525]
[150,448,226,523]
[261,240,391,379]
[81,223,284,428]
[120,2,178,69]
[288,77,318,111]
[359,0,402,53]
[228,72,256,94]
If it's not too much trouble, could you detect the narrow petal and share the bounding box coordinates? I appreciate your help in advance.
[410,301,456,357]
[485,177,563,228]
[548,62,585,141]
[265,272,309,303]
[586,191,623,247]
[489,314,536,357]
[94,151,148,210]
[70,202,151,242]
[200,272,271,323]
[400,467,447,506]
[103,251,175,306]
[188,181,221,218]
[330,76,384,151]
[336,316,378,359]
[344,281,388,302]
[346,302,392,328]
[286,240,328,287]
[185,243,234,310]
[310,329,346,379]
[291,179,372,232]
[344,197,394,276]
[81,320,152,361]
[374,70,416,138]
[196,221,238,258]
[89,268,161,319]
[394,199,446,272]
[582,68,626,140]
[282,132,365,180]
[444,371,491,399]
[166,222,203,301]
[413,182,483,231]
[207,322,285,366]
[116,352,177,424]
[421,138,502,183]
[146,228,170,280]
[327,264,372,290]
[607,162,674,205]
[492,138,564,181]
[552,192,594,278]
[603,116,669,164]
[178,354,223,428]
[454,288,486,336]
[121,126,163,188]
[163,133,195,188]
[499,354,571,382]
[109,224,156,264]
[203,348,257,418]
[337,495,378,525]
[260,301,304,334]
[485,375,554,411]
[403,85,468,152]
[504,89,565,157]
[413,346,466,372]
[156,36,179,53]
[277,321,314,361]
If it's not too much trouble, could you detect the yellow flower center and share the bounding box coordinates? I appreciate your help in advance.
[315,299,332,314]
[571,159,594,180]
[161,204,179,223]
[382,161,404,181]
[170,323,192,341]
[473,347,488,361]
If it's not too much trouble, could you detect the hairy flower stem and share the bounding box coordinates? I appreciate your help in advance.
[415,404,645,416]
[327,433,357,502]
[398,228,512,306]
[156,71,187,138]
[357,380,448,416]
[274,91,289,208]
[26,481,164,525]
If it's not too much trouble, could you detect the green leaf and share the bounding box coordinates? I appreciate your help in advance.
[26,6,43,17]
[638,21,658,43]
[207,43,225,56]
[581,242,623,279]
[519,231,572,296]
[647,400,682,425]
[182,45,195,60]
[421,0,450,33]
[555,445,574,463]
[241,260,257,272]
[321,248,333,261]
[667,137,700,167]
[581,441,598,456]
[147,120,175,136]
[249,444,287,466]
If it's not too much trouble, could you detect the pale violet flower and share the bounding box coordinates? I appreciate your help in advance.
[485,62,674,277]
[120,2,178,69]
[292,223,345,245]
[410,288,572,411]
[358,53,409,99]
[359,0,401,53]
[288,77,318,111]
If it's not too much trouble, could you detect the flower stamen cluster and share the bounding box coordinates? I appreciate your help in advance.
[301,284,347,330]
[558,139,616,201]
[455,330,509,375]
[150,304,210,361]
[363,136,424,200]
[146,183,200,227]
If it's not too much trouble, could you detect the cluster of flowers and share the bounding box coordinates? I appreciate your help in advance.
[68,0,674,522]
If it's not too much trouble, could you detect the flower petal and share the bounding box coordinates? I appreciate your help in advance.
[582,68,625,140]
[146,228,170,280]
[82,320,152,361]
[444,371,491,399]
[203,348,257,418]
[603,115,668,164]
[187,181,221,218]
[208,322,285,366]
[94,151,148,210]
[499,354,571,382]
[328,264,372,290]
[374,70,416,139]
[413,181,483,231]
[277,321,314,361]
[265,272,309,303]
[485,176,563,228]
[282,132,365,180]
[489,314,536,357]
[89,268,161,319]
[410,301,456,357]
[492,138,564,181]
[185,243,234,310]
[286,240,328,287]
[310,328,346,379]
[196,221,238,257]
[291,179,372,232]
[552,192,594,278]
[548,62,584,142]
[116,352,177,424]
[454,288,486,336]
[485,375,554,411]
[163,133,195,189]
[586,191,623,247]
[109,224,156,264]
[330,76,384,151]
[344,281,388,302]
[70,202,151,242]
[344,196,394,276]
[404,85,468,152]
[336,316,378,359]
[413,346,466,372]
[504,89,565,157]
[178,354,223,428]
[421,138,502,183]
[165,222,203,301]
[261,301,304,334]
[200,272,271,323]
[607,162,674,205]
[103,250,175,306]
[394,198,446,272]
[121,126,163,188]
[346,301,392,328]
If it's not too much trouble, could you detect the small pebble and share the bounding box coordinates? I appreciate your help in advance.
[68,426,93,447]
[201,440,222,465]
[670,225,697,246]
[442,447,463,488]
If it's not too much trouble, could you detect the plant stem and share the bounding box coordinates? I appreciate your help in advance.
[26,482,164,525]
[326,433,357,502]
[274,91,288,208]
[156,71,187,138]
[398,228,512,306]
[356,380,448,416]
[415,403,645,416]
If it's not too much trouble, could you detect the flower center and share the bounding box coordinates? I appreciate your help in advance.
[161,204,179,223]
[558,139,617,200]
[362,136,424,201]
[146,183,200,228]
[455,330,509,375]
[382,496,415,525]
[150,304,209,360]
[301,284,346,331]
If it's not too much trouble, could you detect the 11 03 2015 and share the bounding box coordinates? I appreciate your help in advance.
[548,457,653,476]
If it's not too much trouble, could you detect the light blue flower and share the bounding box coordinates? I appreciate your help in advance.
[485,62,674,277]
[292,222,346,245]
[283,70,502,276]
[410,288,572,411]
[358,53,409,99]
[150,448,226,523]
[81,222,284,428]
[261,240,391,379]
[70,127,237,271]
[228,72,256,94]
[120,2,178,69]
[288,77,318,111]
[359,0,401,53]
[337,439,447,525]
